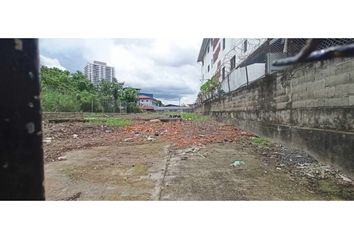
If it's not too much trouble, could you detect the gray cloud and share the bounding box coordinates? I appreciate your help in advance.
[40,55,66,70]
[39,38,201,104]
[112,38,154,46]
[141,85,195,100]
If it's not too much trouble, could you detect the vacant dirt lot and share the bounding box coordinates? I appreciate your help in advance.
[43,114,354,200]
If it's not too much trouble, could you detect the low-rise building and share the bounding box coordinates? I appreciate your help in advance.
[138,95,160,111]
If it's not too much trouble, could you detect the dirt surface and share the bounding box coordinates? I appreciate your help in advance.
[43,115,354,200]
[161,141,354,200]
[45,142,168,200]
[43,119,251,163]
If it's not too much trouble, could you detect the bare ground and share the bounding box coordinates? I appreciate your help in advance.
[43,116,354,200]
[45,142,168,200]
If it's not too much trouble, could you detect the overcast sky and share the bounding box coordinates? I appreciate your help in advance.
[39,39,202,105]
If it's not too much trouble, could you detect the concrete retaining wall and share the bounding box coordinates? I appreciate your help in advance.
[42,112,84,121]
[194,58,354,174]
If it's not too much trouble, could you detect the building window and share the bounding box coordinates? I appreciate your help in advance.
[243,40,248,53]
[222,67,226,80]
[222,38,225,50]
[207,65,210,72]
[230,55,236,69]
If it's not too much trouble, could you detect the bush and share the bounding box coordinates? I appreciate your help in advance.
[127,102,142,113]
[41,91,80,112]
[40,67,138,113]
[250,136,270,145]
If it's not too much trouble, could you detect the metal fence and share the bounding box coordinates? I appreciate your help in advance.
[197,38,354,104]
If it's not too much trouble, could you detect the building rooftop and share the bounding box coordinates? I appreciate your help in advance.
[138,95,152,100]
[197,38,211,62]
[138,95,160,102]
[93,60,107,65]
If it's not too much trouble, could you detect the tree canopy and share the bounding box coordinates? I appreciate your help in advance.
[40,66,140,113]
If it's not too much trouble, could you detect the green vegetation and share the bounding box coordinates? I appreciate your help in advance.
[198,75,226,101]
[250,136,271,145]
[181,112,209,121]
[40,66,140,113]
[200,75,219,94]
[87,117,131,126]
[163,112,209,122]
[318,180,354,200]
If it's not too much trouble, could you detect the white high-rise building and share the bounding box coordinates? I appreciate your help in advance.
[84,60,115,84]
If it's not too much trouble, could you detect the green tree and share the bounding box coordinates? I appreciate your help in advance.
[121,88,137,102]
[41,67,96,112]
[40,66,139,113]
[156,100,163,107]
[121,88,140,113]
[96,80,124,112]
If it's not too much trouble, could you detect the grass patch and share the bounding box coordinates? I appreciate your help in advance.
[250,136,271,145]
[318,180,354,200]
[86,117,131,126]
[181,112,209,121]
[164,112,209,122]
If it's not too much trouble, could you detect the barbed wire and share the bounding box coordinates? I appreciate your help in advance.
[196,38,354,104]
[273,39,354,66]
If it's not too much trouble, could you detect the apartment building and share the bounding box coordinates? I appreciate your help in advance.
[197,38,266,83]
[84,60,115,84]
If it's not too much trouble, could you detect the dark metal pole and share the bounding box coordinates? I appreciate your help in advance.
[227,74,231,93]
[245,65,249,86]
[0,39,45,200]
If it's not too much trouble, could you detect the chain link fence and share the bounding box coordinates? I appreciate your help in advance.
[90,98,128,113]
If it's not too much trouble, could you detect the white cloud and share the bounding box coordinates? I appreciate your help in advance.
[39,38,202,104]
[40,55,66,70]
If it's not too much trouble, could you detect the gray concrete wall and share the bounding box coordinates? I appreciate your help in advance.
[42,112,84,121]
[194,58,354,174]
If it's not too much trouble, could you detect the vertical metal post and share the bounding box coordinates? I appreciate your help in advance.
[283,38,288,53]
[245,65,249,86]
[0,39,45,200]
[227,74,231,93]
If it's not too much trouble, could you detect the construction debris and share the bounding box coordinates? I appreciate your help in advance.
[338,174,352,183]
[57,156,67,161]
[231,160,245,167]
[43,137,52,144]
[149,119,161,123]
[43,119,253,163]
